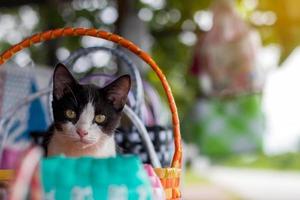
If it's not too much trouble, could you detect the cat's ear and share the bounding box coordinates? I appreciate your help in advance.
[104,75,131,111]
[53,63,78,100]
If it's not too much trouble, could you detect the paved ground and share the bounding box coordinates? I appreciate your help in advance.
[205,167,300,200]
[182,185,235,200]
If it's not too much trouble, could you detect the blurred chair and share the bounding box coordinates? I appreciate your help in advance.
[0,63,49,168]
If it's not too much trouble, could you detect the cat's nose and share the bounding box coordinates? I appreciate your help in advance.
[76,129,88,138]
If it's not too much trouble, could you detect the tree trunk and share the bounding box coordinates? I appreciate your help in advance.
[116,0,151,74]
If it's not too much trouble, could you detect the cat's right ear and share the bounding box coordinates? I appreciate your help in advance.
[53,63,78,100]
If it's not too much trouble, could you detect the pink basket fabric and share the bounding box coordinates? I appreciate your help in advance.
[144,164,165,199]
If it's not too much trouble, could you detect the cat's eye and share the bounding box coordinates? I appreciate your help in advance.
[65,109,76,119]
[95,114,106,124]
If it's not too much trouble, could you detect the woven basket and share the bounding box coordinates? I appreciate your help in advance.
[60,47,174,166]
[0,27,182,200]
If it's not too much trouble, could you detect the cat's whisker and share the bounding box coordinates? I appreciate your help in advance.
[115,144,124,154]
[86,137,97,140]
[81,142,97,149]
[115,129,123,134]
[58,134,79,140]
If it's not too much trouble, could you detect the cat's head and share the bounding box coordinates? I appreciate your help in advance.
[52,63,131,147]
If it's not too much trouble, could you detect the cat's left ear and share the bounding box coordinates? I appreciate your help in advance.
[53,63,78,100]
[104,75,131,111]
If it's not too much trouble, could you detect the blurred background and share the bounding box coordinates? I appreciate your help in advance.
[1,0,300,199]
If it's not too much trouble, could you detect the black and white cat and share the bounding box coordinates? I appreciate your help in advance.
[44,64,131,158]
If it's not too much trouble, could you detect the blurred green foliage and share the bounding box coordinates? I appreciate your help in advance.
[219,153,300,170]
[184,94,264,158]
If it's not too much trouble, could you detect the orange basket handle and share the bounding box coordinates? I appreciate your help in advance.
[0,27,182,168]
